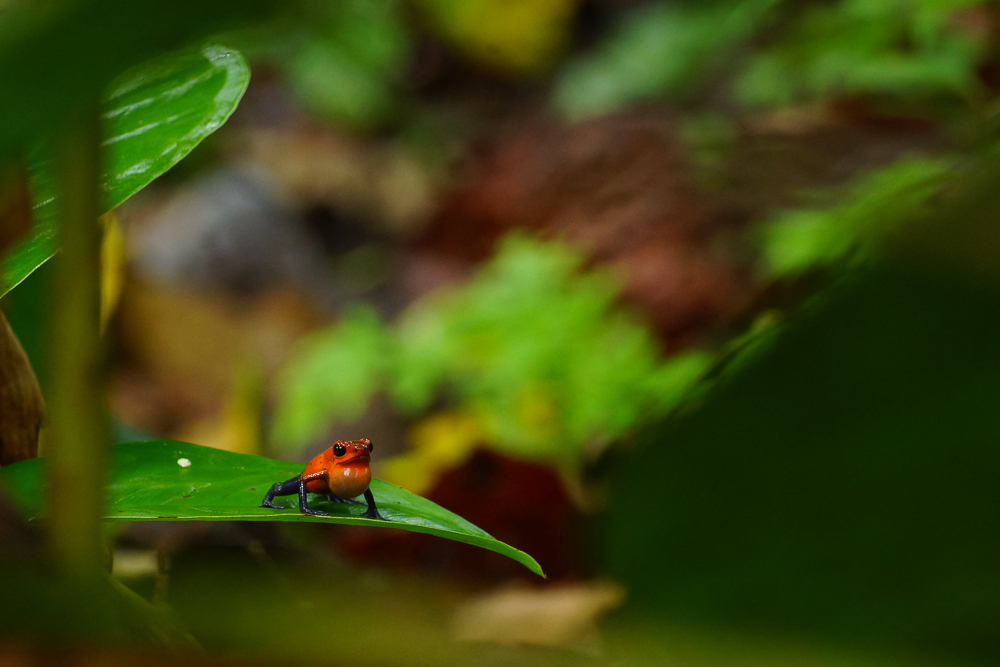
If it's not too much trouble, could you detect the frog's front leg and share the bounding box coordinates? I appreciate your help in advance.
[362,489,387,521]
[298,470,330,516]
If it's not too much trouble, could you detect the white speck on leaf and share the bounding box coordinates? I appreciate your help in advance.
[177,458,192,468]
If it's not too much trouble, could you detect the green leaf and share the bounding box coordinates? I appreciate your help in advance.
[0,210,58,298]
[98,44,249,210]
[0,0,275,161]
[0,44,250,298]
[0,441,544,577]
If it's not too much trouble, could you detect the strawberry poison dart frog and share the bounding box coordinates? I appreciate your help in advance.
[259,438,386,520]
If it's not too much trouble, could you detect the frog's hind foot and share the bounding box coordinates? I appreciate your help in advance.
[260,476,301,510]
[259,500,286,510]
[326,493,363,505]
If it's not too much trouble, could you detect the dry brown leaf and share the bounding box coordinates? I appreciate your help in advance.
[0,312,44,465]
[451,580,625,653]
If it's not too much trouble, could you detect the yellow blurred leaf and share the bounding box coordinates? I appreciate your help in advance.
[515,381,558,439]
[100,212,126,332]
[174,361,264,455]
[382,411,482,493]
[414,0,577,74]
[120,281,319,397]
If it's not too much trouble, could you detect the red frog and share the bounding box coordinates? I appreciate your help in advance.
[259,438,386,520]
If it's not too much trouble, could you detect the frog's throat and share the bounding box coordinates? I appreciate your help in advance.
[336,452,370,467]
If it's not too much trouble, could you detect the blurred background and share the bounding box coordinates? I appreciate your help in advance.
[4,0,1000,665]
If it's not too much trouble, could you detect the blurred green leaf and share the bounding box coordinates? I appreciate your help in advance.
[605,261,1000,659]
[763,157,951,275]
[272,307,392,447]
[274,235,712,464]
[554,0,779,120]
[736,0,983,108]
[0,441,544,577]
[556,0,984,119]
[0,45,250,298]
[279,0,410,128]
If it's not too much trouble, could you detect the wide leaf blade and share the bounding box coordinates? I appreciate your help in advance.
[0,44,250,298]
[0,441,544,577]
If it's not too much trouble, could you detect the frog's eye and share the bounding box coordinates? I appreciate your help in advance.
[333,443,347,457]
[366,440,373,452]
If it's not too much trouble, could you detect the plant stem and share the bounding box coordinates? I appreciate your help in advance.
[47,110,109,578]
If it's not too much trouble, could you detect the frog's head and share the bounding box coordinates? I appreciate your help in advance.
[331,438,372,467]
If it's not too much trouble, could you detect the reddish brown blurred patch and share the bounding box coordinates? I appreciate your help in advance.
[0,164,43,465]
[419,112,750,346]
[0,646,260,667]
[335,449,586,582]
[0,163,32,256]
[0,313,43,466]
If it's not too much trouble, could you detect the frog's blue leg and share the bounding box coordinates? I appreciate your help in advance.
[297,477,329,516]
[259,476,299,510]
[362,489,387,521]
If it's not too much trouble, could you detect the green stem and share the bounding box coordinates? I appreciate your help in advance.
[47,110,109,578]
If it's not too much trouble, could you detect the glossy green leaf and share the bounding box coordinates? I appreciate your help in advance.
[0,441,544,577]
[0,209,58,298]
[97,44,249,208]
[0,44,250,298]
[0,0,275,162]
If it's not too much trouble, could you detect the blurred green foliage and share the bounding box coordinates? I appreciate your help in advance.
[554,0,988,120]
[762,156,953,276]
[284,0,410,128]
[737,0,984,109]
[247,0,578,126]
[555,0,779,120]
[240,0,410,129]
[271,307,392,447]
[274,235,712,463]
